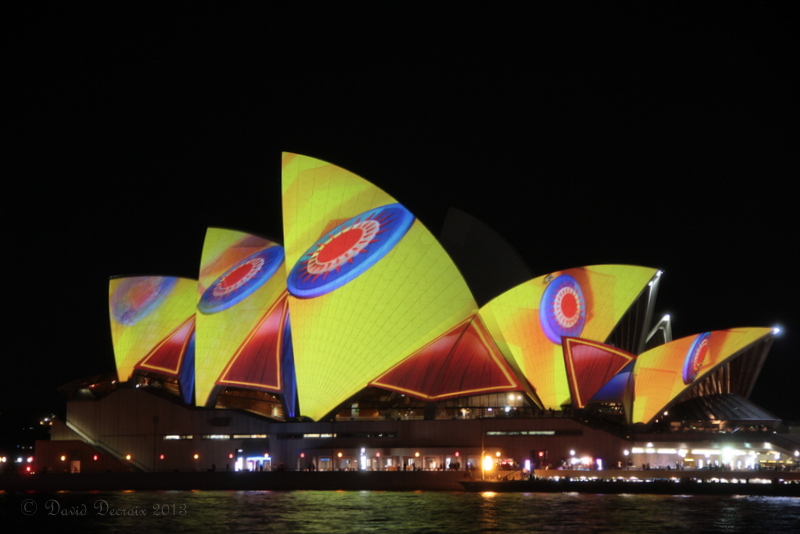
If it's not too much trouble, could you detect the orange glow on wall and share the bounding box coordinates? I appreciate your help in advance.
[371,316,521,400]
[562,337,636,409]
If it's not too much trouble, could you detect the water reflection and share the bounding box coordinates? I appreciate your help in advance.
[3,491,799,533]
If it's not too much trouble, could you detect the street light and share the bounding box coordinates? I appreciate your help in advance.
[483,455,493,474]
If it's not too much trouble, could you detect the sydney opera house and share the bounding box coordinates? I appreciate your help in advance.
[36,153,795,475]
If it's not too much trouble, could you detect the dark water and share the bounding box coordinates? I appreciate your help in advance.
[2,490,799,533]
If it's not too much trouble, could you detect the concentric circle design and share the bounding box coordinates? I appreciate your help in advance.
[287,203,415,298]
[539,274,587,343]
[682,332,711,384]
[111,276,178,326]
[198,247,285,314]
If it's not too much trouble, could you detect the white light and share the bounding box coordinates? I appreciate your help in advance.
[656,270,663,277]
[722,447,734,463]
[663,314,670,321]
[570,450,575,456]
[691,449,721,455]
[773,327,781,335]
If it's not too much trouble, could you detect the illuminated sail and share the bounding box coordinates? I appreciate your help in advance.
[480,265,657,409]
[282,153,477,420]
[194,228,288,407]
[632,327,773,424]
[109,276,196,394]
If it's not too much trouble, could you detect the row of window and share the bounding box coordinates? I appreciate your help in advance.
[163,434,268,441]
[277,432,399,440]
[162,430,580,441]
[486,430,583,436]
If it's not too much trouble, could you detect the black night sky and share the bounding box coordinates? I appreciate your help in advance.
[5,4,798,446]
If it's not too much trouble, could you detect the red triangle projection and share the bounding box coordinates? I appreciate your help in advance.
[216,292,288,392]
[372,316,521,400]
[136,316,195,376]
[562,337,636,409]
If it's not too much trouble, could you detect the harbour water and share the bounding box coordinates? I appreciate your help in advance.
[3,490,799,533]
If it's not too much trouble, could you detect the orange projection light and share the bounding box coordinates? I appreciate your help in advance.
[480,265,657,409]
[632,327,773,424]
[371,316,522,400]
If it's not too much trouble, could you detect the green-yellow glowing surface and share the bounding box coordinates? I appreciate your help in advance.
[109,276,196,383]
[282,153,477,421]
[194,228,286,407]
